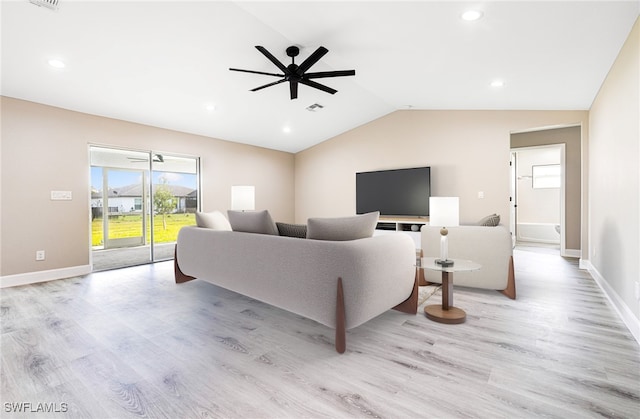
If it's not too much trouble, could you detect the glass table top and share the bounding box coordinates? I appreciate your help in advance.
[417,257,481,272]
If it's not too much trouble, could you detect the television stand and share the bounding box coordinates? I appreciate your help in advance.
[374,217,429,248]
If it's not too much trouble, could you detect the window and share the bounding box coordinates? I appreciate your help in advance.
[532,164,561,189]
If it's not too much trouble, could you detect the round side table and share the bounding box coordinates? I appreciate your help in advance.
[417,257,481,324]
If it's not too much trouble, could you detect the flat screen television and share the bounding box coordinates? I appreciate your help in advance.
[356,166,431,217]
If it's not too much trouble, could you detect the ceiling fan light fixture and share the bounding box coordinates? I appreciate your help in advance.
[461,10,484,21]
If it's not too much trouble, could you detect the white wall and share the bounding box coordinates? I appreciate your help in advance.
[588,17,639,335]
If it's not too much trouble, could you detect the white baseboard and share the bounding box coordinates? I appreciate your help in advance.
[578,258,590,270]
[562,248,581,258]
[582,260,640,345]
[0,265,91,288]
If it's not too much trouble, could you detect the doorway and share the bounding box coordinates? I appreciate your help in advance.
[90,145,200,271]
[510,144,565,255]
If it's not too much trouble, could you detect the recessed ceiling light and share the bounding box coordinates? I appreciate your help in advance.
[48,58,65,69]
[461,10,484,21]
[283,126,291,134]
[204,104,216,112]
[491,80,505,87]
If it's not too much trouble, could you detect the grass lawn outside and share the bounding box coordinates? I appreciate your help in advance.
[92,213,196,247]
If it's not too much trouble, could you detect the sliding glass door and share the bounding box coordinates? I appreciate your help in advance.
[90,146,199,270]
[150,154,199,261]
[103,168,148,249]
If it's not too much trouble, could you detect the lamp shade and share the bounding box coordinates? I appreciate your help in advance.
[429,197,459,227]
[231,186,255,211]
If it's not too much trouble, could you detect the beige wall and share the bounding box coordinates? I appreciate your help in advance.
[295,110,588,241]
[589,17,639,320]
[511,126,582,250]
[0,97,294,277]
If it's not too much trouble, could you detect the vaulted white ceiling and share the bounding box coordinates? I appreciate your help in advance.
[1,1,638,153]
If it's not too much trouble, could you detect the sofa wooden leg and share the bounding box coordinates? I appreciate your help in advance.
[499,255,516,299]
[335,277,346,354]
[174,245,196,284]
[417,249,428,286]
[393,274,419,314]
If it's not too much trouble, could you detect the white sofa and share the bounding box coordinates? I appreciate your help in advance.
[420,225,516,299]
[175,226,419,353]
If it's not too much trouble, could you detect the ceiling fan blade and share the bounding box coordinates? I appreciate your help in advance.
[250,78,286,92]
[255,46,289,74]
[297,46,329,74]
[304,70,356,79]
[290,81,298,100]
[299,79,337,95]
[229,68,283,77]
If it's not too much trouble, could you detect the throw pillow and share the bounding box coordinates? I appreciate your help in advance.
[478,213,500,227]
[306,211,379,241]
[276,222,307,239]
[227,210,279,235]
[195,211,232,230]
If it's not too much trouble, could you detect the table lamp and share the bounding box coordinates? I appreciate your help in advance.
[231,186,255,211]
[429,197,459,267]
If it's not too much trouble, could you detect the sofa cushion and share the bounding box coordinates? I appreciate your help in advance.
[307,211,379,241]
[196,211,232,230]
[478,213,500,226]
[276,222,307,238]
[227,210,279,235]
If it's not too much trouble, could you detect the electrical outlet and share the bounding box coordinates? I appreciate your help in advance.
[36,250,45,261]
[478,191,485,199]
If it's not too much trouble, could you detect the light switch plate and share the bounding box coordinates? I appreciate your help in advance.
[51,191,72,200]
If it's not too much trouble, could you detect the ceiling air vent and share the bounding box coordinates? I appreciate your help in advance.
[306,103,324,112]
[29,0,59,11]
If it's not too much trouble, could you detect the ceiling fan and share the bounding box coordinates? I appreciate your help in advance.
[127,154,164,163]
[230,45,356,100]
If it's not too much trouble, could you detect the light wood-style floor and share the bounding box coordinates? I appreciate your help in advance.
[1,247,639,418]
